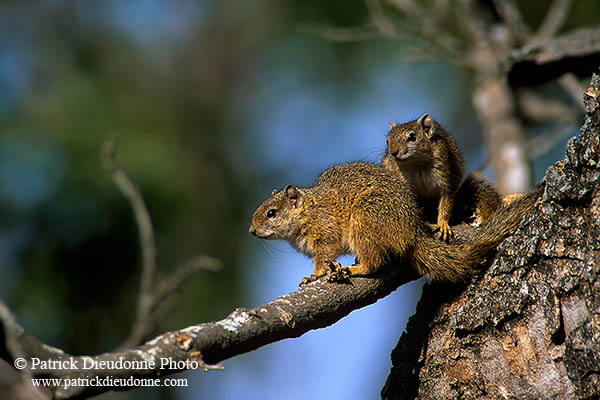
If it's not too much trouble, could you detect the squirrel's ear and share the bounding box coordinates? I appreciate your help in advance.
[284,185,303,208]
[388,121,396,130]
[417,113,434,138]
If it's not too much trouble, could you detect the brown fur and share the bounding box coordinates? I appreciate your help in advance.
[382,114,503,238]
[383,114,464,240]
[453,173,503,224]
[249,162,540,283]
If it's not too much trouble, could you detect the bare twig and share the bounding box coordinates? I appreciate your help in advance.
[103,140,158,348]
[0,298,46,400]
[384,0,462,59]
[518,89,578,123]
[103,140,223,350]
[532,0,573,42]
[365,0,397,38]
[506,26,600,87]
[456,0,488,47]
[491,0,530,43]
[559,73,586,110]
[386,0,425,21]
[297,23,381,43]
[156,255,223,304]
[527,122,578,158]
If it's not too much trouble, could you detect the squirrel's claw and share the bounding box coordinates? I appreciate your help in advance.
[436,222,453,242]
[325,261,351,283]
[299,274,320,286]
[299,263,350,285]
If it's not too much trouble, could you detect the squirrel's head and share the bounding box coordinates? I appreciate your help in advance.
[249,185,305,240]
[387,113,435,165]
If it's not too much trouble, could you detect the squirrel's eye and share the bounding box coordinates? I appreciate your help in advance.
[406,132,416,142]
[266,209,277,218]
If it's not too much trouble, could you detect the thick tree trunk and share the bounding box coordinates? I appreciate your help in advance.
[381,74,600,399]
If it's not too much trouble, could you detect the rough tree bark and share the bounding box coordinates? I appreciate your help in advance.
[382,74,600,399]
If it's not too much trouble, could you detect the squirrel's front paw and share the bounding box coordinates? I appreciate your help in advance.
[326,261,351,283]
[435,222,453,242]
[299,274,319,286]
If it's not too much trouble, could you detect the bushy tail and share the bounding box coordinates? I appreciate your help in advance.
[412,187,542,282]
[454,173,503,223]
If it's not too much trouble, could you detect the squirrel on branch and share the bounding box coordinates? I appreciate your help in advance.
[383,114,502,240]
[249,162,539,285]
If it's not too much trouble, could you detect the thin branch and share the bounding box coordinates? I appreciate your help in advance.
[505,26,600,87]
[103,141,223,350]
[386,0,425,21]
[1,267,420,399]
[152,292,181,329]
[456,0,488,46]
[156,255,223,304]
[518,89,578,123]
[297,23,382,43]
[304,0,462,59]
[0,298,46,400]
[559,73,586,110]
[527,122,578,158]
[491,0,530,43]
[103,140,158,348]
[382,0,458,56]
[532,0,573,42]
[365,0,397,38]
[385,0,462,58]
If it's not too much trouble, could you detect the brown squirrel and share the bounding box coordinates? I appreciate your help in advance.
[454,173,504,224]
[249,162,539,284]
[382,114,502,239]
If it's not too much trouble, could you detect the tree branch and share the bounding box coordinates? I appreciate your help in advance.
[297,23,381,43]
[0,200,501,399]
[518,89,577,123]
[532,0,573,42]
[365,0,398,38]
[491,0,530,43]
[506,26,600,87]
[0,298,45,400]
[558,73,586,110]
[156,255,223,305]
[102,140,223,351]
[103,140,159,349]
[384,0,462,59]
[2,267,418,399]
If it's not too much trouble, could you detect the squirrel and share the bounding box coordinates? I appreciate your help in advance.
[382,113,502,239]
[454,173,504,225]
[249,162,540,284]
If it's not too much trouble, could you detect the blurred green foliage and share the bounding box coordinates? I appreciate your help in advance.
[0,0,376,356]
